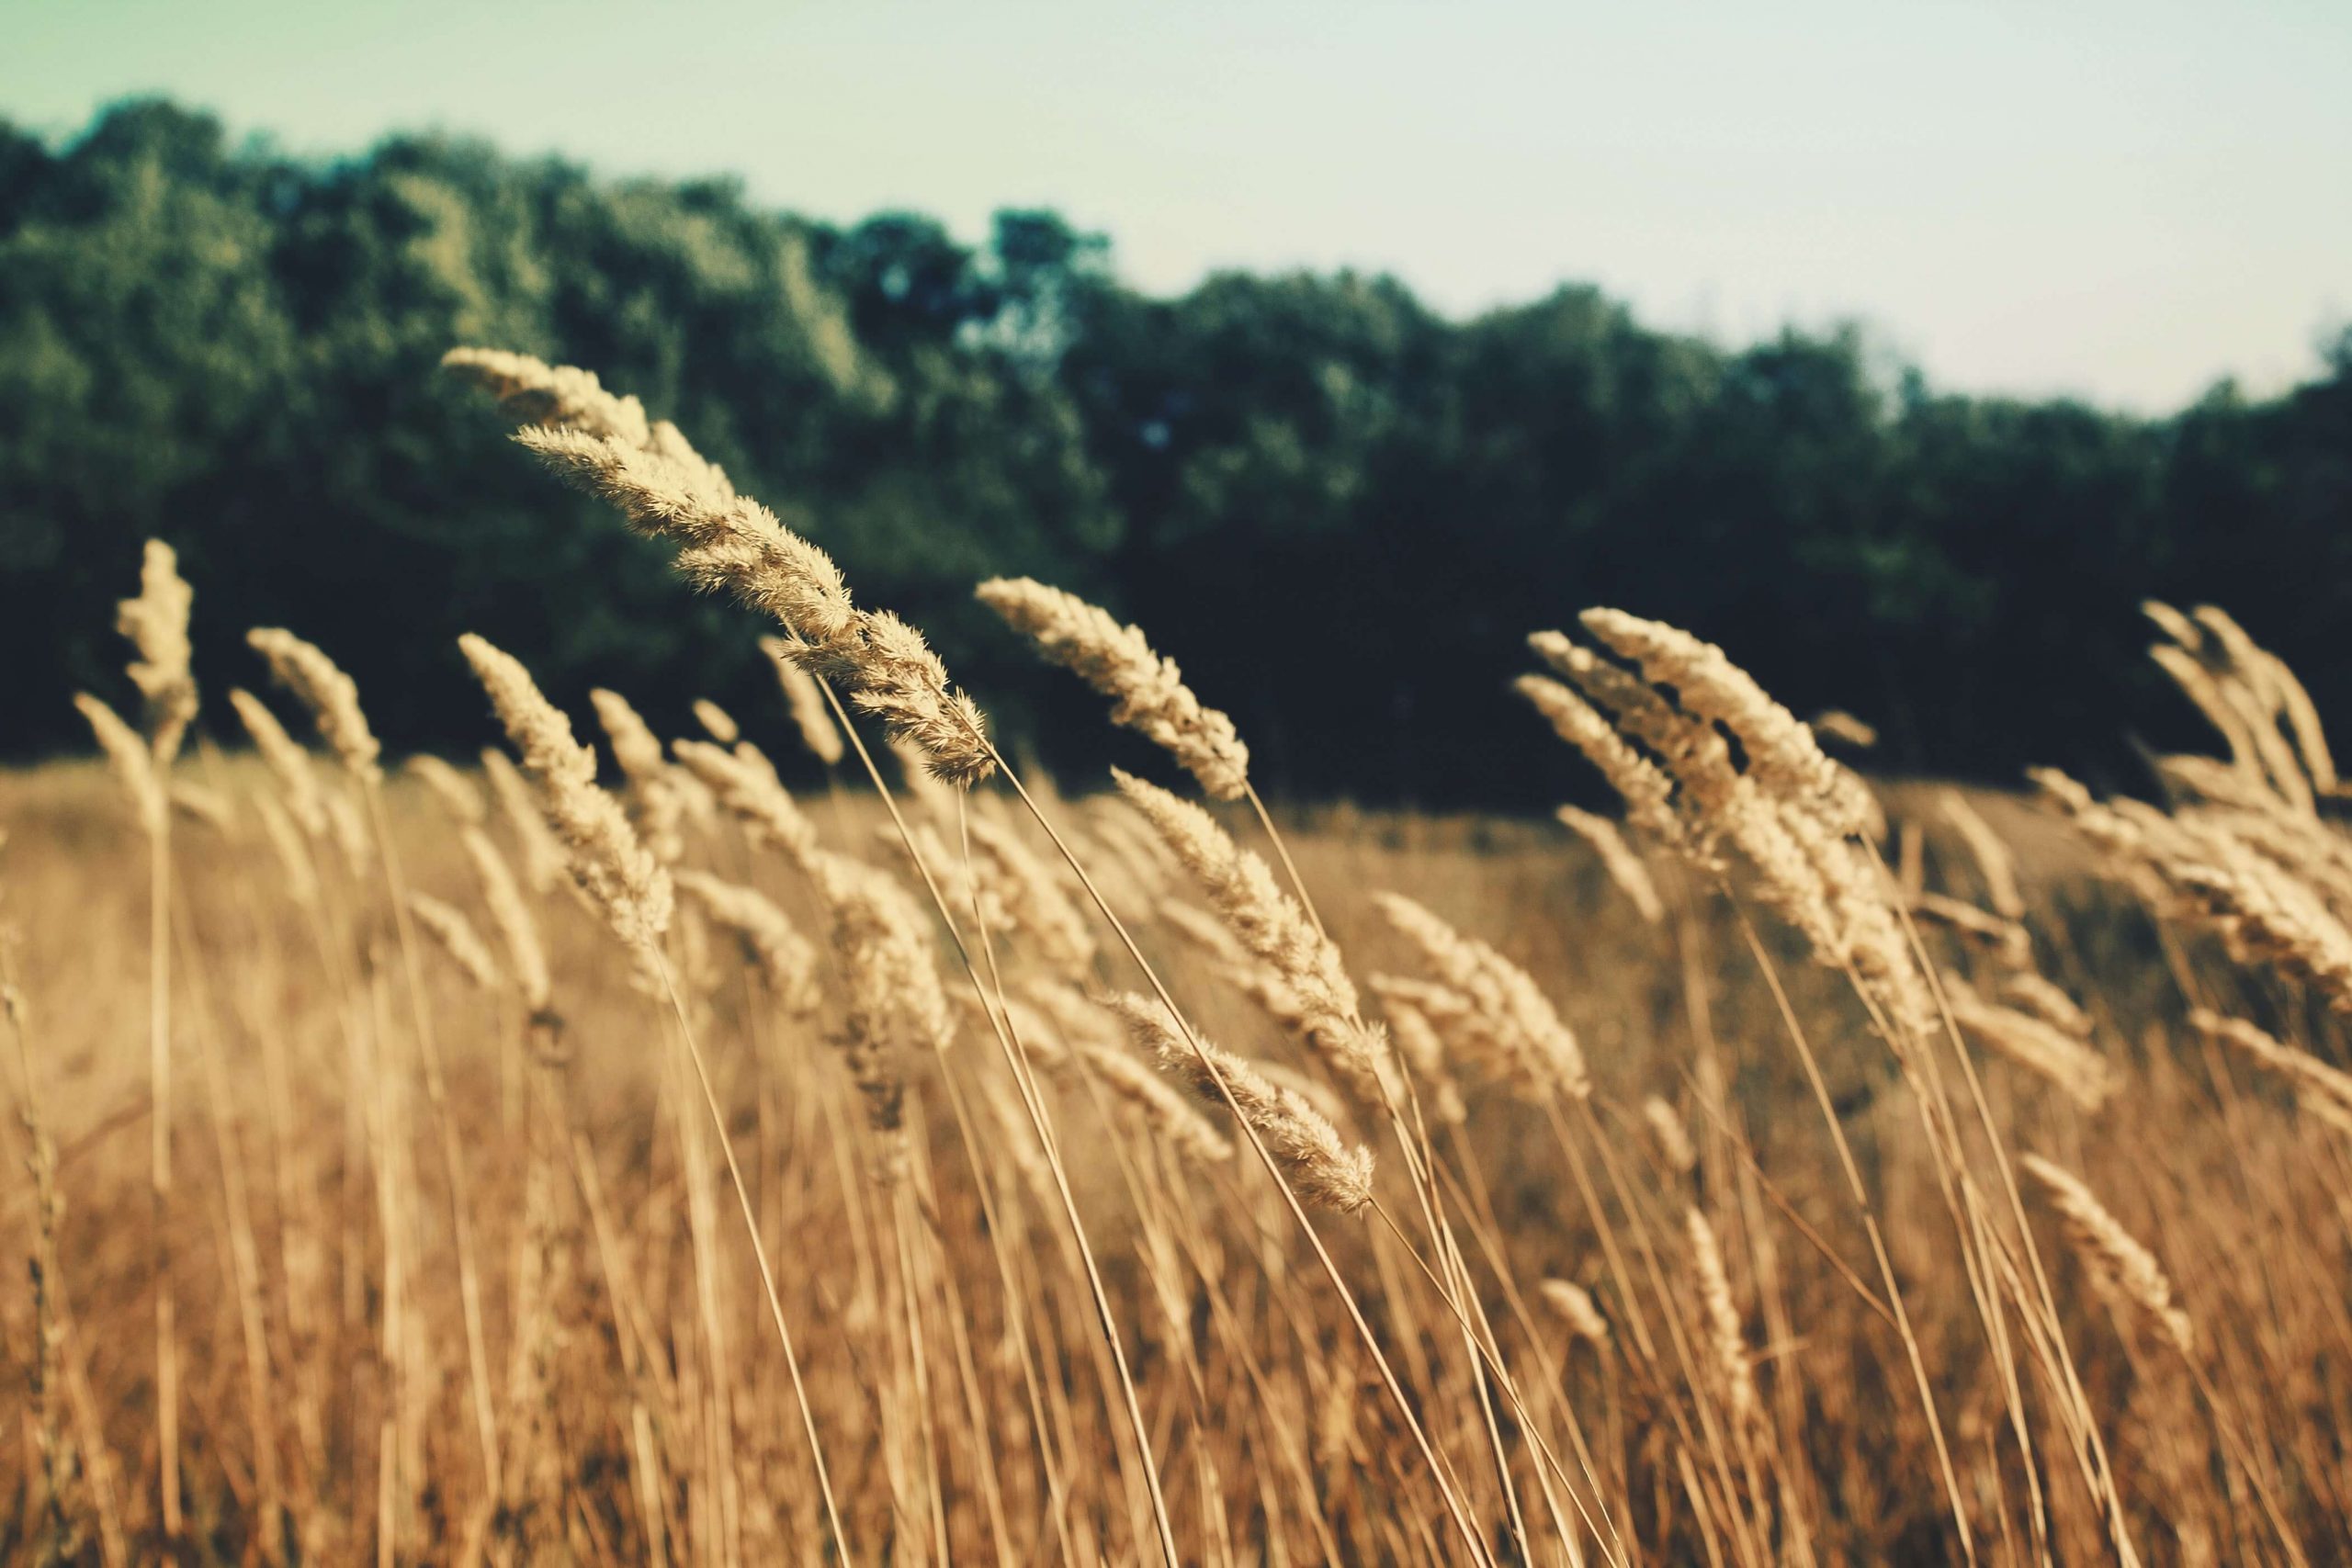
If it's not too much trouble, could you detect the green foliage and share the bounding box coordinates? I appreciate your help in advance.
[6,99,2348,805]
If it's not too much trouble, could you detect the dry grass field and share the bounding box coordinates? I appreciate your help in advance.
[6,353,2351,1566]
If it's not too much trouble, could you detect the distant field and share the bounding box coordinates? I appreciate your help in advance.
[6,741,2345,1563]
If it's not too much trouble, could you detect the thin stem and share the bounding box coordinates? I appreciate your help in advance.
[647,951,848,1557]
[985,745,1497,1566]
[816,679,1182,1565]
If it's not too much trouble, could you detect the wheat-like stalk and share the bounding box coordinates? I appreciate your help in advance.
[446,349,992,784]
[691,698,740,744]
[1553,805,1665,924]
[1939,971,2119,1111]
[459,634,672,949]
[407,893,503,991]
[480,747,570,897]
[116,540,198,766]
[674,870,822,1016]
[673,738,820,863]
[1114,770,1390,1100]
[74,694,164,832]
[1540,1279,1611,1349]
[246,628,380,779]
[976,576,1250,800]
[761,635,845,765]
[590,688,688,865]
[2022,1154,2194,1355]
[1373,891,1588,1102]
[1685,1206,1760,1428]
[1105,992,1374,1213]
[2189,1009,2352,1128]
[404,755,486,825]
[460,827,551,1016]
[1645,1096,1698,1175]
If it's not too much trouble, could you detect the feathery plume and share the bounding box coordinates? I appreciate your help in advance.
[1686,1207,1760,1428]
[672,739,820,864]
[1105,992,1374,1213]
[977,576,1250,800]
[459,635,672,949]
[1579,607,1874,839]
[966,813,1097,978]
[1540,1279,1611,1348]
[447,350,995,783]
[229,687,327,836]
[2022,1155,2193,1354]
[1939,791,2026,921]
[1373,892,1589,1102]
[1644,1096,1697,1175]
[75,694,163,831]
[2189,1009,2352,1126]
[407,894,503,992]
[808,851,953,1177]
[692,699,739,744]
[1366,976,1467,1123]
[481,748,569,897]
[1516,673,1681,843]
[247,628,380,779]
[405,755,487,826]
[116,540,198,765]
[253,794,320,909]
[1811,709,1877,750]
[1019,982,1238,1166]
[674,871,822,1016]
[1554,805,1665,923]
[590,688,687,864]
[461,828,550,1015]
[168,783,235,834]
[1939,972,2120,1111]
[1115,769,1393,1100]
[761,636,844,765]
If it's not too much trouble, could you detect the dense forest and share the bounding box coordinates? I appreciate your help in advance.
[5,99,2347,806]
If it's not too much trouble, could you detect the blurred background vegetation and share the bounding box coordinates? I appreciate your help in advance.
[5,99,2348,807]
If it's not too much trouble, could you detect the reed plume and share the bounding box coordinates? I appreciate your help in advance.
[1940,971,2120,1111]
[74,694,164,832]
[762,636,845,765]
[246,628,380,778]
[1554,805,1665,923]
[673,739,820,864]
[1685,1206,1760,1428]
[116,540,197,767]
[674,870,822,1016]
[692,699,739,744]
[1373,891,1588,1102]
[227,689,326,836]
[2022,1154,2194,1355]
[458,634,673,949]
[407,893,503,992]
[1105,992,1374,1213]
[446,349,993,783]
[405,755,487,825]
[976,576,1250,800]
[461,828,552,1017]
[1114,770,1391,1100]
[1540,1280,1611,1349]
[590,688,688,864]
[480,747,570,897]
[2189,1009,2352,1126]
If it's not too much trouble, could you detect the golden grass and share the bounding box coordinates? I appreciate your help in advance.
[6,355,2350,1563]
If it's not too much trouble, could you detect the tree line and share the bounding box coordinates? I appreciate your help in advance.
[6,98,2348,807]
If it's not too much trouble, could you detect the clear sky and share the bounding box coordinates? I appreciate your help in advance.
[8,0,2348,411]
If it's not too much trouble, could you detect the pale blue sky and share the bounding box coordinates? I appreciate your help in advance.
[8,0,2348,410]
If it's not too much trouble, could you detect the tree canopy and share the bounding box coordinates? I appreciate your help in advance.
[6,99,2347,807]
